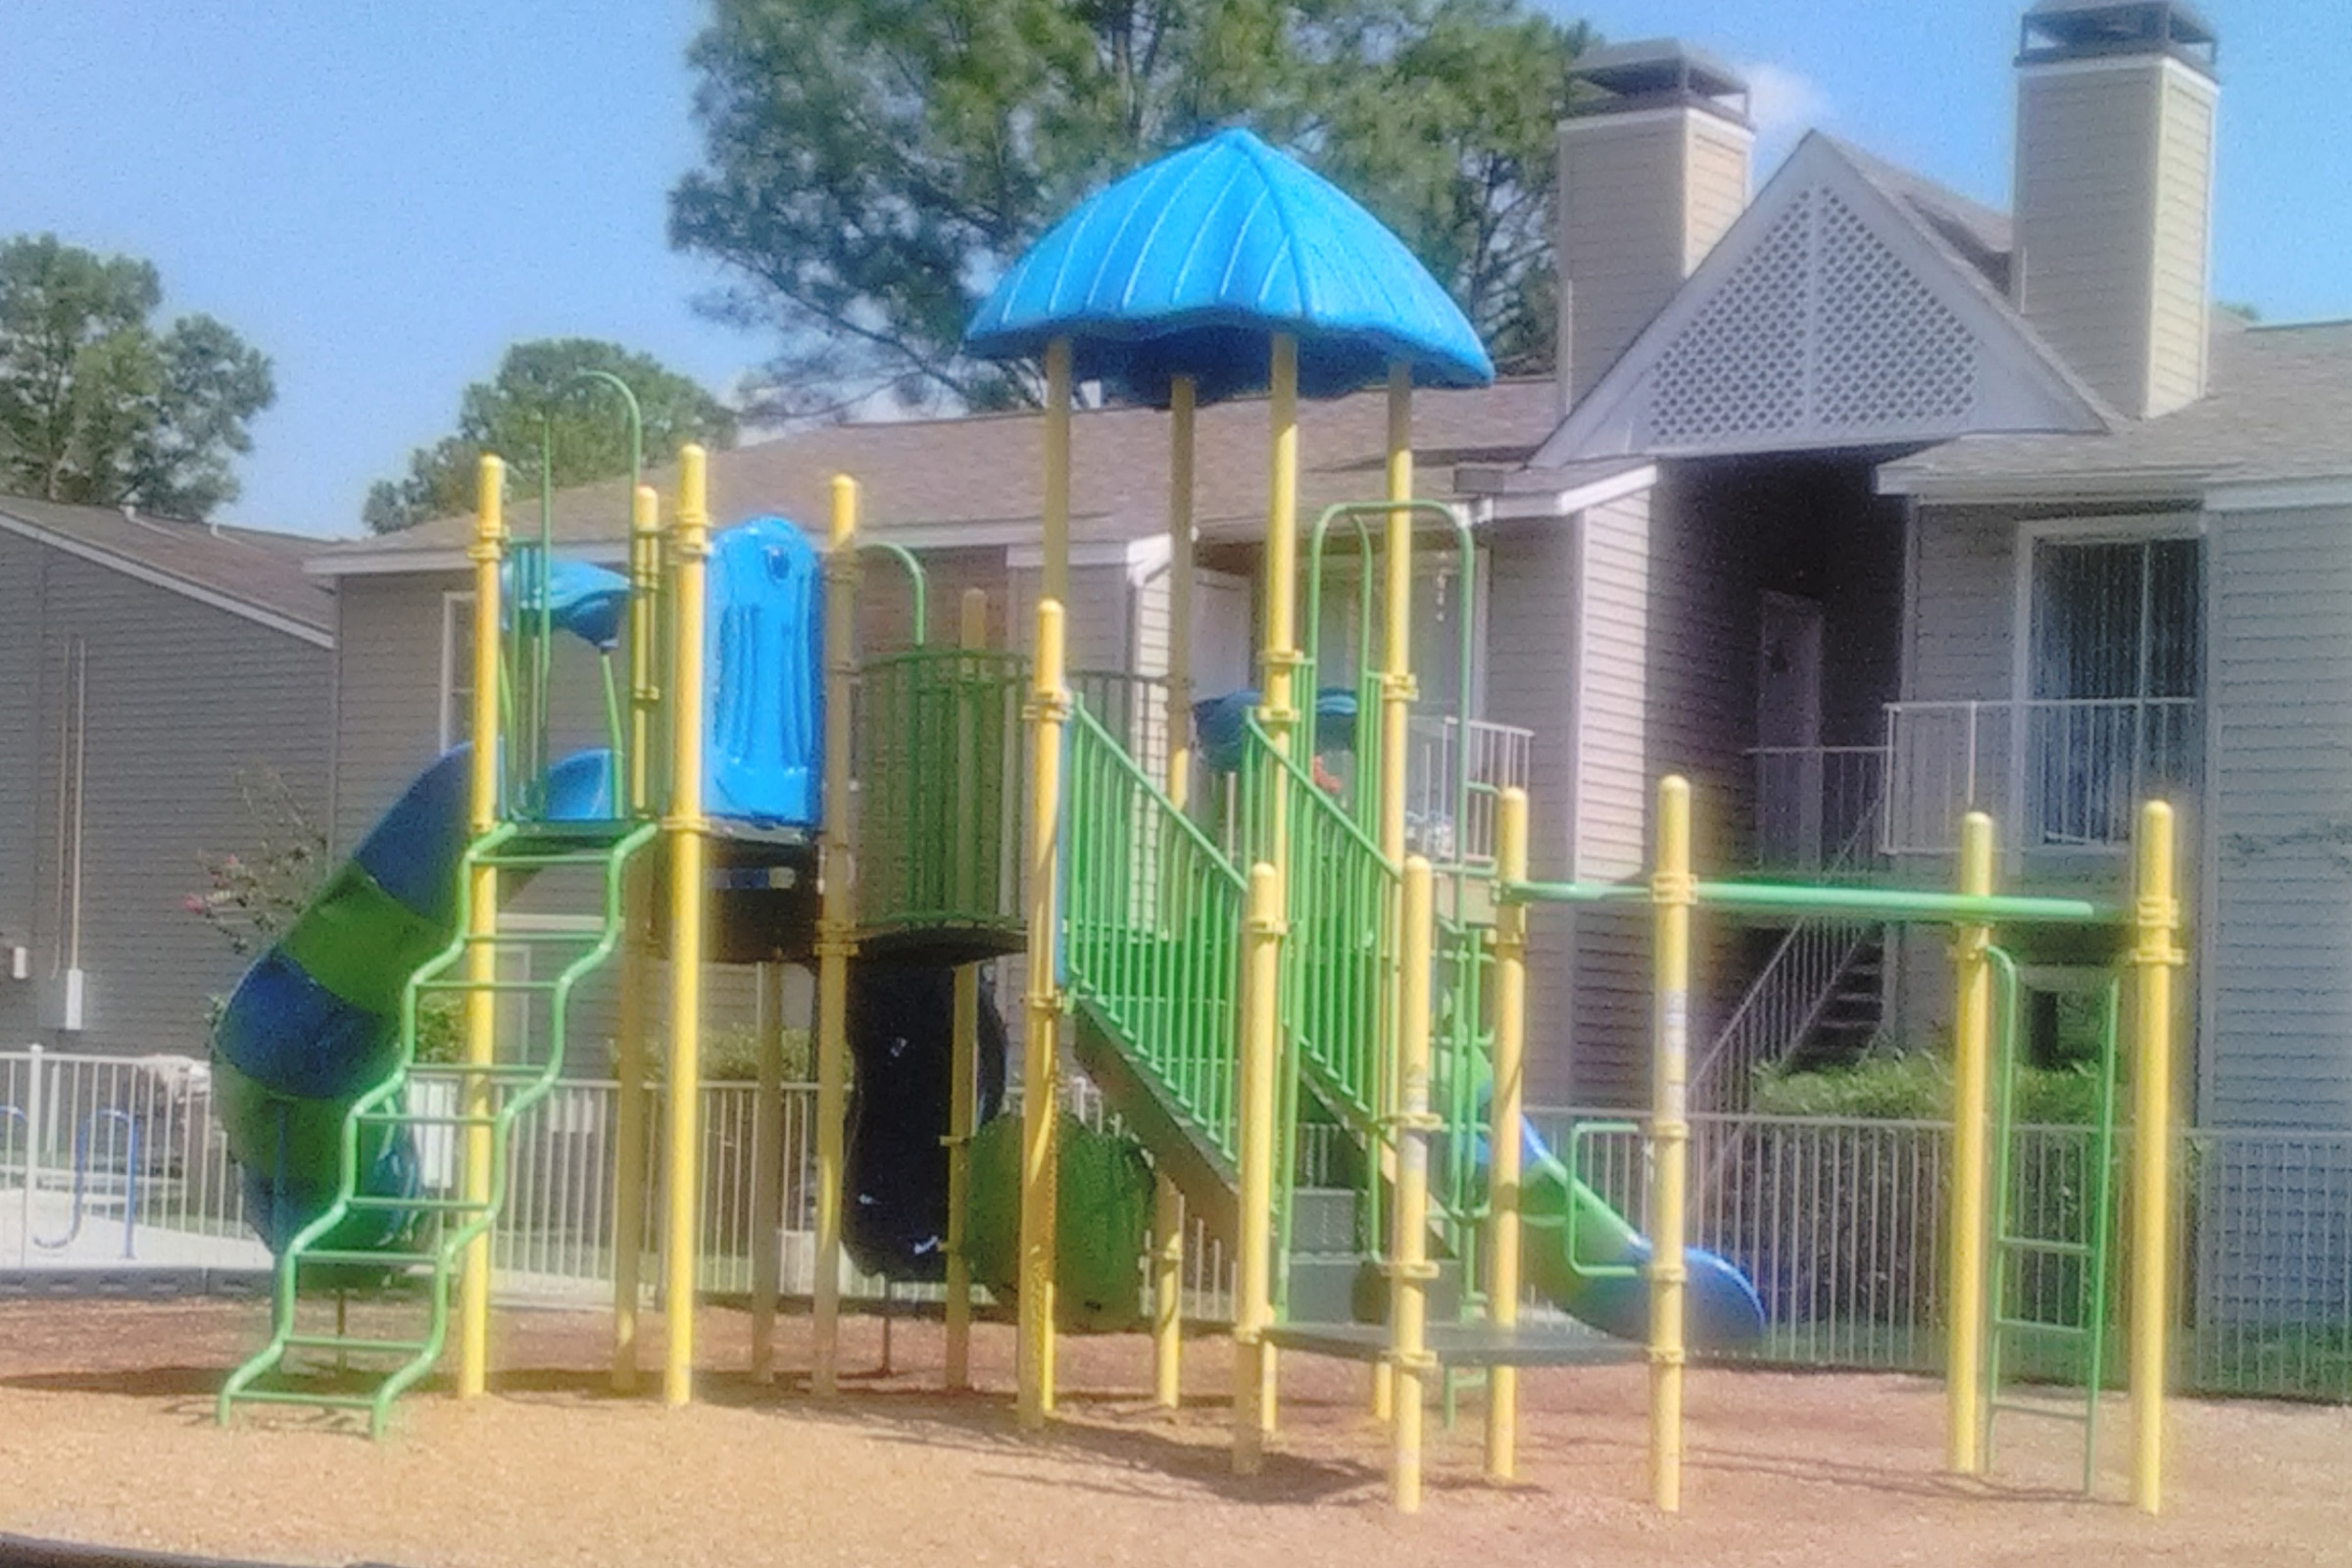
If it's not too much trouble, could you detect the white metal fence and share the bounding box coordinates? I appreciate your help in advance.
[11,1049,2352,1400]
[1405,714,1533,867]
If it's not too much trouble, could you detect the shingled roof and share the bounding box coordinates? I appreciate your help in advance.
[308,376,1565,574]
[1881,317,2352,497]
[0,496,334,643]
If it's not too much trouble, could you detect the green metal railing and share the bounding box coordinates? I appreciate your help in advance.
[855,647,1026,940]
[1061,702,1249,1161]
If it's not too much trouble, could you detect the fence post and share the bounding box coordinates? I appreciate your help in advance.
[2131,801,2180,1515]
[20,1044,42,1268]
[1948,810,1995,1473]
[749,962,786,1382]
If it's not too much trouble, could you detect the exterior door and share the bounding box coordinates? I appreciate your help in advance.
[1756,591,1827,866]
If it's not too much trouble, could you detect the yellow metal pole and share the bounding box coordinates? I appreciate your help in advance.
[612,484,659,1392]
[1258,334,1302,780]
[1371,359,1415,1424]
[1153,372,1197,1411]
[1391,855,1439,1514]
[662,443,712,1408]
[1648,775,1694,1512]
[626,482,662,815]
[1233,860,1283,1474]
[1948,810,1995,1473]
[457,454,506,1401]
[611,481,660,1394]
[1166,373,1197,813]
[2131,800,2180,1516]
[611,858,649,1394]
[1487,788,1530,1483]
[1018,598,1071,1429]
[812,474,860,1397]
[945,586,988,1395]
[1043,337,1072,611]
[750,961,786,1382]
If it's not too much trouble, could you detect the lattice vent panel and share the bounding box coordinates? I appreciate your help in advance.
[1650,192,1811,445]
[1814,191,1977,429]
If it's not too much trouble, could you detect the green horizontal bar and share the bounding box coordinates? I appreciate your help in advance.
[1993,1316,2090,1338]
[1988,1398,2092,1425]
[1503,877,2119,924]
[226,1390,386,1409]
[1998,1234,2093,1257]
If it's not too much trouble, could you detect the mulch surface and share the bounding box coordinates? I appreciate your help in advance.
[3,1298,2348,1566]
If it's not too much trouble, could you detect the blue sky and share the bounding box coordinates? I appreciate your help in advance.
[4,0,2343,537]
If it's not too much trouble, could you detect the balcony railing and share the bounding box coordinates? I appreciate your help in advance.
[1404,714,1534,867]
[1750,747,1886,871]
[1883,697,2200,855]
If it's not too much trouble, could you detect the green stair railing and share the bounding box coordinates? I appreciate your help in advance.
[219,819,658,1436]
[1061,700,1249,1162]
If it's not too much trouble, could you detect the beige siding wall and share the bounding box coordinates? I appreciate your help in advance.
[1483,517,1580,1101]
[0,538,331,1053]
[2015,58,2215,418]
[2150,65,2218,416]
[2204,504,2352,1127]
[1901,505,2016,704]
[1684,117,1752,271]
[1558,115,1695,402]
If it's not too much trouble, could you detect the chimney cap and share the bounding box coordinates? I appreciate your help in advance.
[1567,38,1751,126]
[2019,1,2217,76]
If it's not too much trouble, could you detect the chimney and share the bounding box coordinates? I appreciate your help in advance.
[2012,1,2219,418]
[1555,40,1753,408]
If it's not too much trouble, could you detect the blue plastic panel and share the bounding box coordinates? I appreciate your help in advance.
[965,128,1494,406]
[704,515,823,827]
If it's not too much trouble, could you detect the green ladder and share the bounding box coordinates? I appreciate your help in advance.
[1982,948,2122,1493]
[219,817,657,1437]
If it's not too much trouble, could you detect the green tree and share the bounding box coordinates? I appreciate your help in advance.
[364,337,740,534]
[669,0,1588,416]
[0,233,276,520]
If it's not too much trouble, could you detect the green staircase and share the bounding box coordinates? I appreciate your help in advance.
[1057,695,1487,1322]
[219,818,657,1436]
[1982,948,2122,1493]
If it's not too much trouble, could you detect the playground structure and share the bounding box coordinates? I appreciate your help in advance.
[192,125,2188,1519]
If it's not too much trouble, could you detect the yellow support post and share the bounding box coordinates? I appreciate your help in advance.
[1487,788,1531,1483]
[750,961,786,1383]
[1391,856,1439,1514]
[812,474,860,1397]
[944,586,989,1395]
[2131,800,2180,1516]
[625,481,662,815]
[1947,810,1995,1473]
[611,857,649,1394]
[612,481,660,1394]
[1648,775,1694,1513]
[1154,371,1197,1411]
[1233,860,1284,1474]
[1018,598,1071,1430]
[662,444,713,1408]
[1371,359,1414,1424]
[1043,337,1072,610]
[1258,334,1302,781]
[457,454,506,1402]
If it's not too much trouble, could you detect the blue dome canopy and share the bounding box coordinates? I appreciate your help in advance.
[964,128,1494,407]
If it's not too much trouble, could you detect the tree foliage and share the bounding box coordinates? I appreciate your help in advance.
[670,0,1588,416]
[364,338,740,534]
[0,233,276,520]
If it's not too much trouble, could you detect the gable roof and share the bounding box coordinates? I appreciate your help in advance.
[1534,131,2113,465]
[309,376,1565,576]
[1880,317,2352,500]
[0,497,334,647]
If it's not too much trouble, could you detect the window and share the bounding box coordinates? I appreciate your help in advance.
[2024,535,2200,845]
[439,591,475,753]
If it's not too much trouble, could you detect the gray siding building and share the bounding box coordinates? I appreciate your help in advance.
[0,499,333,1055]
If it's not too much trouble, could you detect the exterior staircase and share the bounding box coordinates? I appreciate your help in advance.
[219,818,657,1436]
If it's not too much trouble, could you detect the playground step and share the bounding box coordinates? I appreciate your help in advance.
[296,1249,439,1270]
[224,1388,389,1412]
[285,1334,435,1354]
